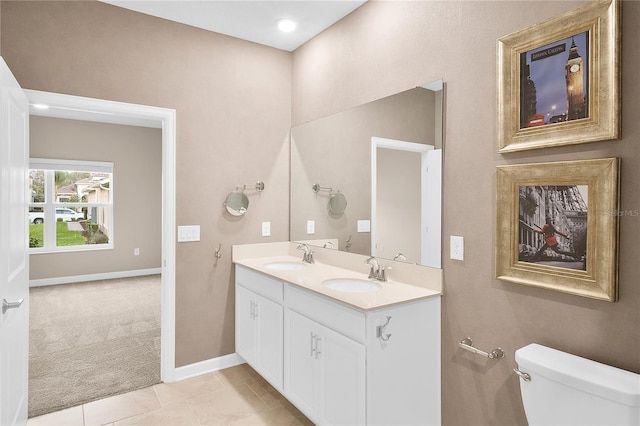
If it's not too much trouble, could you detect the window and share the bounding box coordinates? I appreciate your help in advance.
[29,158,114,253]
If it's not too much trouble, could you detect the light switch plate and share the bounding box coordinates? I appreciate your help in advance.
[450,235,464,260]
[357,220,371,233]
[178,225,200,242]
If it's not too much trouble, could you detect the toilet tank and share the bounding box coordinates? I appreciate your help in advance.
[515,344,640,426]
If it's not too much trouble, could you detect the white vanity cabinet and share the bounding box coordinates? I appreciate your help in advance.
[285,287,366,425]
[364,296,441,425]
[235,267,284,391]
[234,265,441,426]
[284,283,440,425]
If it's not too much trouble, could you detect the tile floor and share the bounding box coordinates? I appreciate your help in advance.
[27,364,313,426]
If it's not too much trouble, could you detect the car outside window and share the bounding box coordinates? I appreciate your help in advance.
[29,159,114,253]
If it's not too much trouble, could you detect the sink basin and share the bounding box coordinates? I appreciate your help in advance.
[322,278,382,293]
[263,261,307,271]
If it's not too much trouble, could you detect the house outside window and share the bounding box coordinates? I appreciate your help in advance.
[29,158,114,253]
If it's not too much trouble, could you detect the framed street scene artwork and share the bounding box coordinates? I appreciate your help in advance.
[496,158,619,302]
[497,0,620,153]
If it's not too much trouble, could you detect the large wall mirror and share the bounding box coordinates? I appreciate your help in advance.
[290,80,444,268]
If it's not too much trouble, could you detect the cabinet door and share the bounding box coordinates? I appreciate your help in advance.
[318,325,366,426]
[284,309,318,420]
[255,295,283,391]
[235,285,256,365]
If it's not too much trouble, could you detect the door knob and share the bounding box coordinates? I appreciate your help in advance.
[2,298,24,315]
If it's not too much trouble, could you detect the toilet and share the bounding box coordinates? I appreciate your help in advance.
[515,343,640,425]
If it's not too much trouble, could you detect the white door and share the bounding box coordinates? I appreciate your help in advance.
[317,324,365,426]
[255,295,283,391]
[235,285,257,366]
[0,57,30,425]
[284,310,317,421]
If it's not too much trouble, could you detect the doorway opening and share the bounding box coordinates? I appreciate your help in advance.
[24,90,177,386]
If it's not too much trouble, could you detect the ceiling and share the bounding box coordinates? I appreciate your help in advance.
[100,0,367,51]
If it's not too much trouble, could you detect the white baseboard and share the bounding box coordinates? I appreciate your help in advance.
[29,268,162,287]
[173,353,245,382]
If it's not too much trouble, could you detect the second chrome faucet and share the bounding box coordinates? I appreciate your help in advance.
[297,243,315,264]
[365,256,388,282]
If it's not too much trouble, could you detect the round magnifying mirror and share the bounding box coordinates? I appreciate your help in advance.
[328,192,347,215]
[224,191,249,216]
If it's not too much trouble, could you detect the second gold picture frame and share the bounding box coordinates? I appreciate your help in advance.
[496,158,619,302]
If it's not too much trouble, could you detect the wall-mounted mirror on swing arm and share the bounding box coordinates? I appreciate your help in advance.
[290,80,444,268]
[224,181,265,217]
[224,191,249,216]
[312,183,348,216]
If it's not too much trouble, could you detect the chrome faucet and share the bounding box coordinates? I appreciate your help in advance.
[393,253,407,262]
[365,256,387,282]
[297,243,315,264]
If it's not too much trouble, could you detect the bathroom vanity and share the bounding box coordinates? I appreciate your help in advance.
[233,242,442,425]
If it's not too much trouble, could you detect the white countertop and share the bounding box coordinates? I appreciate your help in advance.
[234,253,441,311]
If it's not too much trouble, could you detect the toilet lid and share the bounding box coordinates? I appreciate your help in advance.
[515,344,640,407]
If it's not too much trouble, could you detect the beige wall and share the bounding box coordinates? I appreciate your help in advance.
[1,0,292,367]
[3,1,639,424]
[29,116,162,280]
[292,1,640,425]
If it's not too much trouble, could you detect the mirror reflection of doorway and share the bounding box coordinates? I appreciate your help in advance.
[371,137,441,268]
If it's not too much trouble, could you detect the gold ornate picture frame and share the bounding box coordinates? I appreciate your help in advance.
[496,158,619,302]
[497,0,620,153]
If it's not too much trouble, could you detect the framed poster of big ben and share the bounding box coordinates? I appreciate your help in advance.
[497,0,620,153]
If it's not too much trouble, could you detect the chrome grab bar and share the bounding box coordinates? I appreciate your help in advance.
[459,337,504,359]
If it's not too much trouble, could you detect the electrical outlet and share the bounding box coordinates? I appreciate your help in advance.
[261,221,271,237]
[450,236,464,260]
[134,248,140,256]
[307,220,315,234]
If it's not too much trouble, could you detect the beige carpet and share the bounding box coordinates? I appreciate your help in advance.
[28,275,161,418]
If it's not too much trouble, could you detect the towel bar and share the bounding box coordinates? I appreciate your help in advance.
[459,337,504,359]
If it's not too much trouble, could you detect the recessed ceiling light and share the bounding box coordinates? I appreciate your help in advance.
[276,19,297,33]
[32,104,50,110]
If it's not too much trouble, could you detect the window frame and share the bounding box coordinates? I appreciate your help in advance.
[29,158,114,254]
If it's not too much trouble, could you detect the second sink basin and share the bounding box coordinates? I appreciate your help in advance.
[322,278,382,293]
[263,261,307,271]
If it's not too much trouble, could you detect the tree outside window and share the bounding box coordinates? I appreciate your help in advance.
[29,159,114,252]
